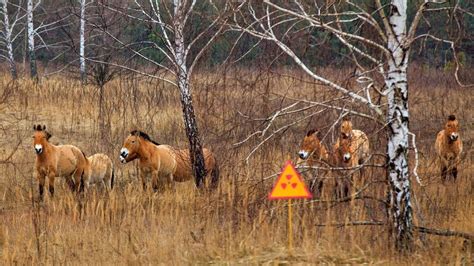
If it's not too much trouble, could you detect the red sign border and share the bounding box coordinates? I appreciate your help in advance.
[268,160,313,200]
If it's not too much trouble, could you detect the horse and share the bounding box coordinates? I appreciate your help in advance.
[87,153,114,190]
[435,115,463,181]
[333,119,370,167]
[33,125,90,199]
[297,129,330,195]
[119,130,219,191]
[332,119,370,198]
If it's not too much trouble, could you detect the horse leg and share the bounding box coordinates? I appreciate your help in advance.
[72,168,84,193]
[38,174,46,200]
[47,172,56,197]
[151,171,160,192]
[451,167,458,181]
[441,165,448,182]
[139,170,147,191]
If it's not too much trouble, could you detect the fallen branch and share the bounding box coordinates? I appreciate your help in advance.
[315,221,385,227]
[414,226,474,241]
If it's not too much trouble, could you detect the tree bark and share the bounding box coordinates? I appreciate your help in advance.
[1,0,17,79]
[27,0,37,80]
[79,0,86,84]
[385,0,413,252]
[173,0,207,188]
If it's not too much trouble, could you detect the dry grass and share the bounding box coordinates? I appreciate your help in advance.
[0,66,472,264]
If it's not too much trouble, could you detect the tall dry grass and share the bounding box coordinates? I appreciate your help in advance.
[0,66,472,264]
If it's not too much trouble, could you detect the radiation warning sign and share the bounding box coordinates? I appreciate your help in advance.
[269,161,312,200]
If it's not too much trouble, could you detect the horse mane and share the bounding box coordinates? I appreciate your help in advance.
[131,130,161,146]
[342,116,351,122]
[306,129,319,137]
[33,124,52,140]
[448,115,456,121]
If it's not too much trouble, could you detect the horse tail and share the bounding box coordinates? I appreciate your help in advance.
[110,166,115,190]
[210,158,220,189]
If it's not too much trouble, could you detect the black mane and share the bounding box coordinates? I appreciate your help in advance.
[306,129,317,137]
[131,130,161,146]
[448,115,456,121]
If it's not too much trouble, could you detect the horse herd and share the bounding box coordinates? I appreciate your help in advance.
[296,115,463,197]
[32,125,218,199]
[32,114,462,199]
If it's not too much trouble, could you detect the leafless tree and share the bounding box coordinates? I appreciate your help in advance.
[229,0,472,251]
[101,0,233,187]
[0,0,26,79]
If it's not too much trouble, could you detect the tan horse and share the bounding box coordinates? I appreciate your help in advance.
[88,153,114,190]
[33,125,90,199]
[435,115,463,181]
[297,129,329,195]
[119,130,219,191]
[333,119,370,167]
[332,119,370,198]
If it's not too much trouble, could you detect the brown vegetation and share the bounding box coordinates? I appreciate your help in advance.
[0,66,472,264]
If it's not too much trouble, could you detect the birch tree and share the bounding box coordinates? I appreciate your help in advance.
[103,0,232,187]
[230,0,471,251]
[79,0,86,83]
[26,0,37,79]
[0,0,25,79]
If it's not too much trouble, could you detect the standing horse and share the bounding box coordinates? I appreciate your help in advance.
[88,153,114,190]
[435,115,463,181]
[119,130,219,191]
[297,129,329,195]
[332,119,370,198]
[33,125,90,199]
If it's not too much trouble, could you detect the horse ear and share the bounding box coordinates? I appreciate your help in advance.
[33,124,36,130]
[42,125,46,130]
[342,116,351,122]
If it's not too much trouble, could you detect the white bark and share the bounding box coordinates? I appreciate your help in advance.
[385,0,413,251]
[27,0,37,79]
[1,0,17,79]
[172,0,207,187]
[79,0,86,83]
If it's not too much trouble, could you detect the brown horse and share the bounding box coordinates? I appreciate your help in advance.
[119,130,219,191]
[33,125,90,199]
[435,115,463,181]
[297,129,329,194]
[88,153,114,190]
[332,119,370,198]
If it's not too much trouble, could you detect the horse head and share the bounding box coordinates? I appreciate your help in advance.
[298,129,322,160]
[340,118,353,139]
[120,131,141,164]
[445,115,460,142]
[338,137,353,164]
[32,124,51,155]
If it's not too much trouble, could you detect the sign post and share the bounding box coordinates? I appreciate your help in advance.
[269,161,312,253]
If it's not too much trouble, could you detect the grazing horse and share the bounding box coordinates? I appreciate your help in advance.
[88,153,114,190]
[435,115,463,181]
[33,125,89,199]
[297,129,329,194]
[119,130,219,191]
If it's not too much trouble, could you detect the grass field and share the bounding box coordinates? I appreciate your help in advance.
[0,66,472,264]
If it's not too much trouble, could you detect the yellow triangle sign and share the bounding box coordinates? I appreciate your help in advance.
[269,161,312,200]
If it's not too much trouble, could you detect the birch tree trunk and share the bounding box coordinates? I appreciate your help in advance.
[26,0,37,80]
[1,0,17,79]
[385,0,413,251]
[173,0,207,187]
[79,0,86,84]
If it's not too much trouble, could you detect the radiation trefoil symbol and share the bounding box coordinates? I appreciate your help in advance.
[269,161,312,200]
